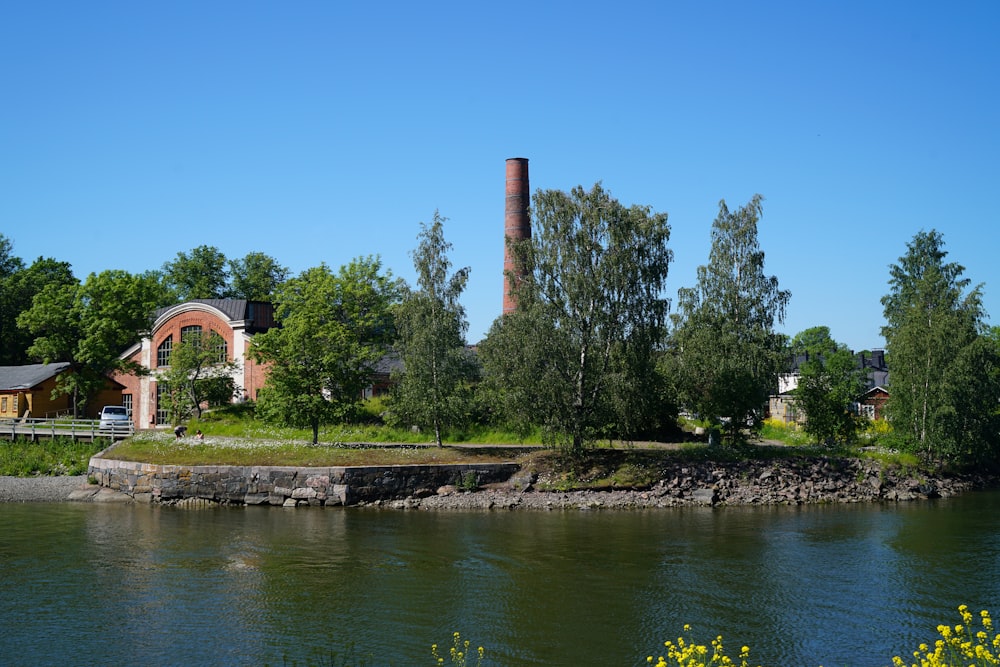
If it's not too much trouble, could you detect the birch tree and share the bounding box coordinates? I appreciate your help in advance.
[881,230,999,463]
[391,212,475,446]
[670,195,790,442]
[479,183,672,450]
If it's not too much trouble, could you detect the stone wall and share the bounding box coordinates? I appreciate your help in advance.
[88,457,520,506]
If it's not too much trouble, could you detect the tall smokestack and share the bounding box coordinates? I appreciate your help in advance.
[503,157,530,314]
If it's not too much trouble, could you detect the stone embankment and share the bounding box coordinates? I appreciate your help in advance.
[83,453,996,509]
[87,457,521,507]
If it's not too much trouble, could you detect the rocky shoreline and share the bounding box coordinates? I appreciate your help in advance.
[373,456,998,510]
[10,455,995,509]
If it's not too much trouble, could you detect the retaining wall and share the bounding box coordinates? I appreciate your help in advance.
[87,457,521,506]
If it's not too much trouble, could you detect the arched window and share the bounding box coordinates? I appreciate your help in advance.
[157,335,173,367]
[180,325,203,343]
[211,331,228,363]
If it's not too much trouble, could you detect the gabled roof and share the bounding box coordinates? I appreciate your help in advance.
[0,362,72,391]
[862,385,889,397]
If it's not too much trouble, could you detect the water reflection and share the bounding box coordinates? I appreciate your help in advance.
[2,493,999,666]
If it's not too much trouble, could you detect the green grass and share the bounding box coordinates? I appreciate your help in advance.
[759,418,814,446]
[0,437,107,476]
[106,432,535,467]
[188,406,543,447]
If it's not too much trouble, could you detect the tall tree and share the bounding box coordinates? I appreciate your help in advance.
[18,270,170,416]
[250,258,399,444]
[479,183,672,450]
[162,245,229,301]
[0,236,27,365]
[881,230,999,463]
[227,251,289,301]
[157,328,238,423]
[1,256,76,365]
[670,195,790,442]
[391,212,475,446]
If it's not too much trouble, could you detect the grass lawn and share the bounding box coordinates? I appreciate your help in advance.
[105,431,540,467]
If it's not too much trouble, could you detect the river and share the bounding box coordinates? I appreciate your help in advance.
[2,491,999,666]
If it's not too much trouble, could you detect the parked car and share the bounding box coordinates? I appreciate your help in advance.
[99,406,130,431]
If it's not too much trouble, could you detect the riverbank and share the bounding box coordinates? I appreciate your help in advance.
[0,475,90,502]
[7,453,998,507]
[375,455,998,510]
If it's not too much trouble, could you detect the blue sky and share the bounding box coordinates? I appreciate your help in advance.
[2,1,997,352]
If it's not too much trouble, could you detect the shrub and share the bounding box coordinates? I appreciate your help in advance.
[891,605,999,667]
[647,625,754,667]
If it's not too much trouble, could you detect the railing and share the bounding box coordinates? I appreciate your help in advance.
[0,417,135,441]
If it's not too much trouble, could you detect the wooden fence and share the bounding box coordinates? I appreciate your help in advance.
[0,417,134,442]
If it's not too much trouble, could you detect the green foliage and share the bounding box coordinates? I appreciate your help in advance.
[788,325,844,358]
[227,251,289,301]
[479,183,672,450]
[391,212,476,446]
[457,470,479,491]
[18,269,171,415]
[881,230,1000,464]
[0,243,76,365]
[0,437,105,476]
[250,257,400,444]
[759,417,812,446]
[355,396,389,424]
[796,346,866,445]
[162,244,229,300]
[670,195,790,444]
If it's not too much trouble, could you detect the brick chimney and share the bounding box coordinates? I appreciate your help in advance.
[503,157,530,314]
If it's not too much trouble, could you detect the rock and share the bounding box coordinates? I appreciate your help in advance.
[92,487,133,503]
[67,485,101,501]
[507,468,537,492]
[691,488,717,505]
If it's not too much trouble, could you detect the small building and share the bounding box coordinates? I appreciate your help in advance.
[855,386,890,421]
[0,362,124,420]
[768,349,890,425]
[113,299,277,429]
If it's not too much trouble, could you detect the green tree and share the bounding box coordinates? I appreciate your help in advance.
[796,346,867,445]
[1,256,77,365]
[390,212,475,446]
[881,230,999,464]
[0,235,27,365]
[670,195,790,442]
[227,251,289,301]
[789,325,843,359]
[250,258,399,444]
[18,270,170,416]
[479,183,672,450]
[162,245,229,301]
[157,328,238,423]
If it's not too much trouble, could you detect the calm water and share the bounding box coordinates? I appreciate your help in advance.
[2,491,1000,666]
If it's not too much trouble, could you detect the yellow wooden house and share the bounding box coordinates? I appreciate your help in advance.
[0,363,125,420]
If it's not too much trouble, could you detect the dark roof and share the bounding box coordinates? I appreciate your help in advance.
[0,362,72,391]
[154,300,277,332]
[155,299,250,321]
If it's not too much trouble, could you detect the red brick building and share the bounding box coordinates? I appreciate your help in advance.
[114,300,276,429]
